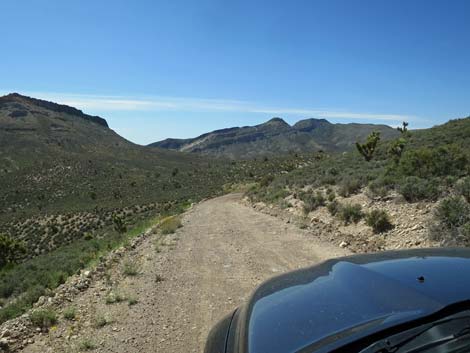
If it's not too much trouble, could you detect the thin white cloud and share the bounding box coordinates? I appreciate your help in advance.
[3,91,422,124]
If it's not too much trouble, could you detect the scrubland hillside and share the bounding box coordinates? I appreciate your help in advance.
[245,118,470,251]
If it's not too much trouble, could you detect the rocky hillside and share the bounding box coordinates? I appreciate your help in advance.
[149,117,400,159]
[244,116,470,252]
[0,93,152,165]
[0,93,237,223]
[1,93,108,127]
[246,186,440,254]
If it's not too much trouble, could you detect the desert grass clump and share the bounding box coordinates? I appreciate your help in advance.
[338,204,363,225]
[122,259,140,277]
[105,290,126,305]
[338,178,362,198]
[94,313,112,328]
[79,338,96,351]
[30,309,57,329]
[128,296,138,306]
[366,210,393,233]
[153,237,164,253]
[160,216,182,235]
[63,306,76,321]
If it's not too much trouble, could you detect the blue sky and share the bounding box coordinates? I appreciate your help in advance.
[1,0,469,145]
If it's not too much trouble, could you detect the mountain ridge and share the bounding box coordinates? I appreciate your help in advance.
[149,117,400,158]
[0,93,109,128]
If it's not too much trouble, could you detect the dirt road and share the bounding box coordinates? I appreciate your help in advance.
[23,194,349,353]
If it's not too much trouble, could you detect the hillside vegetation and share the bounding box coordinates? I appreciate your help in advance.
[247,117,470,248]
[0,94,308,323]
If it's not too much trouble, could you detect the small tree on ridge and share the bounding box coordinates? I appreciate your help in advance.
[356,131,381,162]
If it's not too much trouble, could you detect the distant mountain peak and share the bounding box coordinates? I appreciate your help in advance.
[0,93,109,128]
[263,117,290,127]
[293,118,330,132]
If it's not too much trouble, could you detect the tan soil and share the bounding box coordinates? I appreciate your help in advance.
[21,194,349,353]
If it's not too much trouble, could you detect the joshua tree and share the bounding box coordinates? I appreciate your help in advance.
[389,122,410,162]
[397,121,409,134]
[112,214,127,233]
[388,137,407,163]
[356,131,381,162]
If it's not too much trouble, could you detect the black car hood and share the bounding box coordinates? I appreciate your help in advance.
[234,248,470,353]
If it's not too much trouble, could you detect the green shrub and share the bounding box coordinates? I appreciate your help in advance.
[399,176,440,202]
[368,175,395,198]
[300,192,325,214]
[366,210,393,233]
[457,177,470,203]
[338,178,362,197]
[278,199,292,209]
[319,175,337,185]
[443,175,458,187]
[30,309,57,329]
[63,307,76,320]
[259,175,274,187]
[327,200,340,216]
[0,234,26,268]
[435,196,470,229]
[326,188,336,202]
[160,216,182,234]
[83,232,94,240]
[264,188,289,203]
[462,223,470,239]
[338,204,363,225]
[398,145,468,178]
